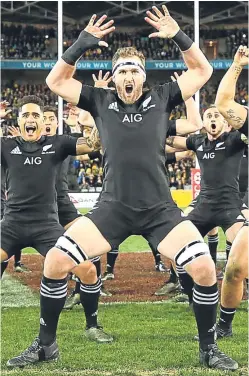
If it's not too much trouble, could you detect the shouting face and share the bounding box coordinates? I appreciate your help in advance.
[18,103,43,142]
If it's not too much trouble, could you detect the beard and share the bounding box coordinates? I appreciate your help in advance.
[116,84,142,105]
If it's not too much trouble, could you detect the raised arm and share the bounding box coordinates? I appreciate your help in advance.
[215,45,248,130]
[145,5,213,101]
[171,72,203,134]
[46,15,115,105]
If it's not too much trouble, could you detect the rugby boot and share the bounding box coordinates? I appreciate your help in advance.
[216,322,233,339]
[7,337,59,368]
[100,286,112,297]
[199,344,238,371]
[154,281,180,296]
[63,292,80,310]
[84,325,114,343]
[14,263,31,273]
[155,261,168,272]
[102,272,115,281]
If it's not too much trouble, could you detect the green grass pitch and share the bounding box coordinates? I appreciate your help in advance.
[1,208,247,375]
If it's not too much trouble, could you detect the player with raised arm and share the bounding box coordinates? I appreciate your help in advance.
[215,46,249,338]
[8,8,238,371]
[43,106,113,342]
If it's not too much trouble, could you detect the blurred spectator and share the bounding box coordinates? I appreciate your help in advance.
[1,24,56,59]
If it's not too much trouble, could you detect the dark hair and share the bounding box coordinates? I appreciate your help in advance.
[44,105,58,118]
[18,95,44,112]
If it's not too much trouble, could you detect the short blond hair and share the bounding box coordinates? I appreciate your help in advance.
[112,47,145,67]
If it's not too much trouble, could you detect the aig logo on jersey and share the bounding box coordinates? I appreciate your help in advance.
[122,114,143,123]
[24,157,42,165]
[203,153,215,159]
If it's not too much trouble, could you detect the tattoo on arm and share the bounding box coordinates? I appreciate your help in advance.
[226,109,244,125]
[166,137,175,147]
[76,137,93,150]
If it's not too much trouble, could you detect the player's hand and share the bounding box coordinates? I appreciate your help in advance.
[92,70,113,88]
[84,14,115,48]
[8,126,21,137]
[233,45,249,67]
[64,104,80,126]
[145,5,180,39]
[0,101,12,118]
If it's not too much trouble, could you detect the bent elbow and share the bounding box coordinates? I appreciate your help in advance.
[202,63,213,82]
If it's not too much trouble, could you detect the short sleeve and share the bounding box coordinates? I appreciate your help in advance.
[88,151,101,160]
[77,85,106,115]
[154,81,183,112]
[57,135,77,160]
[167,120,177,137]
[238,111,248,137]
[229,130,248,148]
[166,153,176,165]
[186,134,198,151]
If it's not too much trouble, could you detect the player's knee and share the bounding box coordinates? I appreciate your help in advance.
[225,262,246,283]
[44,247,75,277]
[175,241,216,284]
[74,261,97,284]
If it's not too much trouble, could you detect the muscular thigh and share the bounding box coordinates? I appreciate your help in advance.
[1,219,27,260]
[157,220,204,260]
[226,225,248,279]
[32,222,65,257]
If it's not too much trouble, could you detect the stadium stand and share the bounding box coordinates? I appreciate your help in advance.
[1,23,248,60]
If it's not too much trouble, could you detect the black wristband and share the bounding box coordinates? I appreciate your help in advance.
[172,29,193,52]
[62,30,100,66]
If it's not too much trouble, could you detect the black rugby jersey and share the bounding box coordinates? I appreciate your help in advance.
[56,133,82,199]
[239,147,248,194]
[77,82,183,209]
[1,135,77,222]
[186,131,247,207]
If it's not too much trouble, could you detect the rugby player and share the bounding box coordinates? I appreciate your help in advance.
[166,104,247,308]
[8,8,238,371]
[43,105,113,342]
[0,102,30,275]
[215,45,249,337]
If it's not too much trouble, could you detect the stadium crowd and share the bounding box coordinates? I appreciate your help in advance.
[1,23,248,60]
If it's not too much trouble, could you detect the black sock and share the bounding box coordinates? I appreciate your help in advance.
[149,243,161,264]
[193,282,219,350]
[14,249,22,266]
[1,261,9,278]
[106,249,118,273]
[80,277,101,328]
[169,264,178,283]
[39,276,68,346]
[207,234,218,265]
[91,256,101,277]
[74,280,80,294]
[226,241,232,261]
[176,265,194,303]
[219,305,236,329]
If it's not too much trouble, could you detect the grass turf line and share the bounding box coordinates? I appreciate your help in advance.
[1,303,248,375]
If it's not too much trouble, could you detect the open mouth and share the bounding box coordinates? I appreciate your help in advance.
[211,123,216,130]
[45,126,51,134]
[125,84,133,95]
[25,125,37,135]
